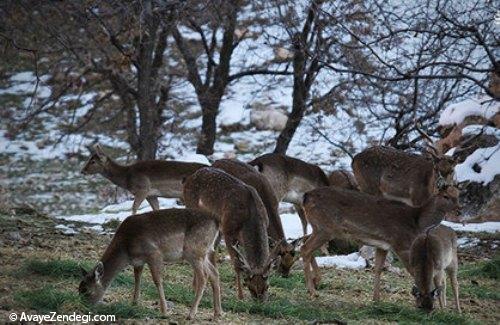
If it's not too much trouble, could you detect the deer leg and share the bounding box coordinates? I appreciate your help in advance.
[434,271,446,308]
[132,192,148,215]
[187,259,207,320]
[311,255,321,288]
[205,258,222,319]
[146,196,160,210]
[224,235,244,299]
[301,232,327,297]
[133,265,144,305]
[148,260,168,316]
[295,204,308,235]
[448,267,461,313]
[373,248,388,302]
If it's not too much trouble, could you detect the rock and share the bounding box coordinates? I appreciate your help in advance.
[7,231,21,242]
[250,104,288,131]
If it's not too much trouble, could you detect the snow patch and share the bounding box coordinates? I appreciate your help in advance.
[55,224,78,235]
[457,237,480,248]
[438,96,499,126]
[280,213,311,239]
[454,144,500,185]
[315,252,367,269]
[442,221,500,233]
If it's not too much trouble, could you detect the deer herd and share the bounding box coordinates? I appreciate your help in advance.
[79,137,463,319]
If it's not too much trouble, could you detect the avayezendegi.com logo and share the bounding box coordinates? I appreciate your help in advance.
[9,311,116,323]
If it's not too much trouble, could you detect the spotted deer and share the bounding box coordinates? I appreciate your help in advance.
[183,167,279,301]
[300,185,459,301]
[81,144,206,214]
[212,159,297,277]
[410,225,461,313]
[352,146,457,208]
[78,208,221,319]
[328,170,358,191]
[248,153,330,235]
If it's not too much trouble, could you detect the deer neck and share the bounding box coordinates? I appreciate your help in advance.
[241,219,270,270]
[99,245,128,291]
[102,159,129,189]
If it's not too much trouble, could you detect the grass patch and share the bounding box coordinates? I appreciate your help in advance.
[460,257,500,280]
[14,286,81,313]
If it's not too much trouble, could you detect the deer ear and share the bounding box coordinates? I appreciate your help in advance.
[93,145,107,162]
[253,162,263,173]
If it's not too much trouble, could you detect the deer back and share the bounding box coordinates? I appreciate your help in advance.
[352,146,436,207]
[328,170,358,190]
[249,153,330,204]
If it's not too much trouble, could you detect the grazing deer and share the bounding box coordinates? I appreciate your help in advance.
[81,144,206,214]
[352,146,457,208]
[410,225,461,313]
[212,159,297,277]
[300,185,459,300]
[79,208,221,319]
[248,153,330,235]
[183,167,278,301]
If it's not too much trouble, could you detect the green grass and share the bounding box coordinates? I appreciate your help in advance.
[460,257,500,280]
[12,259,482,323]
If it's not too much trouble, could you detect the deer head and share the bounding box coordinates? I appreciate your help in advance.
[78,262,105,304]
[412,284,443,312]
[81,144,109,175]
[233,242,282,301]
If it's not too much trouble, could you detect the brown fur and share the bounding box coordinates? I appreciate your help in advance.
[300,186,459,299]
[352,146,453,207]
[212,159,295,277]
[409,226,461,313]
[183,167,274,301]
[81,145,206,214]
[328,170,358,190]
[249,153,330,235]
[78,209,221,319]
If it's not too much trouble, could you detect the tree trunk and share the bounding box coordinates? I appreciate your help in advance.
[274,33,307,154]
[197,97,219,155]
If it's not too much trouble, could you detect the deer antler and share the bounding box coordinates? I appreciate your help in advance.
[232,244,252,273]
[414,122,441,157]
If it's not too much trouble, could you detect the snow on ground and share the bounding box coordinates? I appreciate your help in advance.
[442,221,500,233]
[457,237,480,248]
[279,212,311,239]
[454,143,500,185]
[315,253,367,269]
[438,95,499,126]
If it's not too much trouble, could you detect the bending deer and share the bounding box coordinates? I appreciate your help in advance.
[212,159,297,277]
[81,144,206,214]
[301,185,459,300]
[352,146,457,208]
[79,208,221,319]
[183,167,277,301]
[248,153,330,235]
[410,225,461,313]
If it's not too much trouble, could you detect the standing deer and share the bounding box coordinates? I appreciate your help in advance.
[248,153,330,235]
[183,167,278,301]
[212,159,296,277]
[81,144,206,214]
[79,208,221,319]
[410,225,461,313]
[300,185,459,300]
[352,146,457,208]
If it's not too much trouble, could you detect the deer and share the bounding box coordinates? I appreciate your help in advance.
[248,153,330,236]
[300,185,460,301]
[351,145,457,208]
[409,225,461,313]
[212,159,297,277]
[78,208,221,320]
[81,144,206,214]
[183,166,279,301]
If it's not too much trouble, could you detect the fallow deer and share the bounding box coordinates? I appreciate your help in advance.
[410,225,461,313]
[81,144,206,214]
[79,208,221,319]
[212,159,296,277]
[351,146,456,208]
[300,185,459,301]
[183,167,278,301]
[248,153,330,235]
